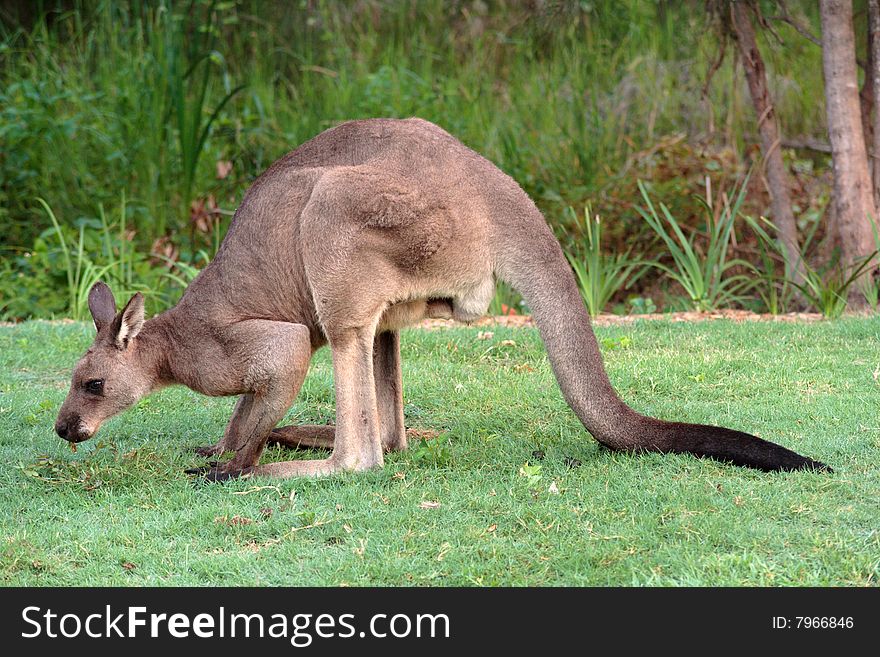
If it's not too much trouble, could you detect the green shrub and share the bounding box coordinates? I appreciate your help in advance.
[637,176,754,312]
[565,206,648,317]
[745,214,876,319]
[26,196,201,321]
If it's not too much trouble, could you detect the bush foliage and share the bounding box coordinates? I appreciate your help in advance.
[2,1,869,319]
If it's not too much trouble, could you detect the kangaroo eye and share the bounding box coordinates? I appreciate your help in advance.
[85,379,104,395]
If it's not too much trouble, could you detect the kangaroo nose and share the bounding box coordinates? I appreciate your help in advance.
[55,421,69,440]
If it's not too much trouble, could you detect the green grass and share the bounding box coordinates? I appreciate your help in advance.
[0,318,878,586]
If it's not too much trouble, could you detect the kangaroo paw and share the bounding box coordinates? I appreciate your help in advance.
[183,462,220,475]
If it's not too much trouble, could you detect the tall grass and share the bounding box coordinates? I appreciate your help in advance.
[859,215,880,309]
[35,195,190,320]
[565,206,647,317]
[747,213,878,319]
[794,257,877,319]
[37,197,135,321]
[637,176,755,312]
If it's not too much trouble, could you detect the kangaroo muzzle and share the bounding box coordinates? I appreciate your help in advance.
[54,415,94,443]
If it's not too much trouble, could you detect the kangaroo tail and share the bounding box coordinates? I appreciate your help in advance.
[494,211,830,473]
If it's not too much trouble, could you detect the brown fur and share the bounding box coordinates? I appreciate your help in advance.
[55,118,829,478]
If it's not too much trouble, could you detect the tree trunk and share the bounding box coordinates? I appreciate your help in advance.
[870,0,880,211]
[820,0,878,286]
[731,2,805,284]
[859,20,874,170]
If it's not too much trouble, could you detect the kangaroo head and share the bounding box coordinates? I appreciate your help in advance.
[55,282,150,444]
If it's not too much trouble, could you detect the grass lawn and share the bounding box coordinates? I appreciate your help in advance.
[0,318,877,586]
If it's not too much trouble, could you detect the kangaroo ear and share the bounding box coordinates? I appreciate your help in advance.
[111,293,145,349]
[88,282,117,332]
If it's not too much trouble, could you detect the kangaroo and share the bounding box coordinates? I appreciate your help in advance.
[54,118,829,479]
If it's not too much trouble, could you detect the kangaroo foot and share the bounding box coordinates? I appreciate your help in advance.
[248,457,354,479]
[268,425,440,451]
[200,454,380,481]
[268,425,336,450]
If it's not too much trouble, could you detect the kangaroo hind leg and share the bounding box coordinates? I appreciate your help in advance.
[374,330,407,452]
[245,324,384,479]
[269,329,410,454]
